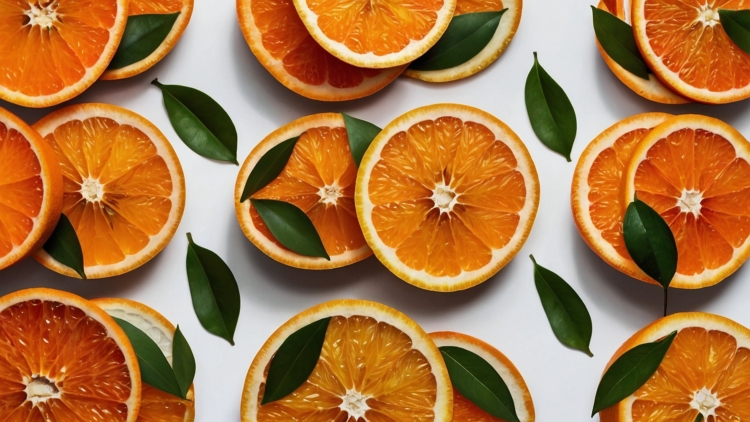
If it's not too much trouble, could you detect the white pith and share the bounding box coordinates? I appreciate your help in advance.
[339,389,371,419]
[678,189,703,217]
[25,1,60,29]
[318,184,343,205]
[431,182,458,214]
[80,178,105,203]
[697,4,720,27]
[691,387,720,419]
[24,376,61,406]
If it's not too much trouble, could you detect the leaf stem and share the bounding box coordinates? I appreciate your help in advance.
[529,254,537,265]
[663,286,668,317]
[186,232,194,244]
[151,78,163,88]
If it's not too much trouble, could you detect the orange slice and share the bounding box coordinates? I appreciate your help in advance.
[92,298,195,422]
[240,299,453,422]
[32,103,186,279]
[292,0,457,68]
[430,332,535,422]
[237,0,405,101]
[0,288,141,421]
[623,114,750,289]
[599,312,750,422]
[571,113,673,285]
[235,113,372,269]
[632,0,750,104]
[101,0,195,80]
[355,104,539,291]
[0,107,63,271]
[403,0,522,82]
[595,0,689,104]
[0,0,129,108]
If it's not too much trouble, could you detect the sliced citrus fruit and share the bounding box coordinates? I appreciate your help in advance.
[0,107,63,271]
[0,288,141,421]
[572,112,673,285]
[599,312,750,422]
[235,113,372,269]
[237,0,405,101]
[632,0,750,104]
[623,114,750,289]
[403,0,522,82]
[101,0,195,80]
[292,0,457,68]
[32,103,186,279]
[355,104,539,291]
[430,332,535,422]
[0,0,129,108]
[92,298,195,422]
[241,299,453,422]
[595,0,689,104]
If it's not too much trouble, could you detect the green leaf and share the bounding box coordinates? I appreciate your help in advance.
[152,79,238,164]
[240,136,299,202]
[342,113,381,167]
[719,9,750,55]
[186,233,241,345]
[592,331,677,416]
[695,414,704,422]
[251,199,330,260]
[408,10,506,71]
[172,326,196,399]
[623,198,678,288]
[42,214,86,279]
[262,317,331,404]
[114,317,184,398]
[108,13,180,70]
[525,52,577,162]
[591,6,650,80]
[440,346,519,422]
[530,255,593,357]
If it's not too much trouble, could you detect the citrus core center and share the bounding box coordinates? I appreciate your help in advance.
[318,185,343,205]
[678,189,703,217]
[81,178,104,202]
[691,388,720,419]
[339,389,370,419]
[25,1,60,29]
[697,5,720,27]
[25,376,60,405]
[431,183,458,213]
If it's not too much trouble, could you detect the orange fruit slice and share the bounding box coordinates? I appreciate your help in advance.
[237,0,405,101]
[0,107,63,271]
[355,104,539,291]
[92,298,195,422]
[599,312,750,422]
[235,113,372,269]
[623,114,750,289]
[0,0,129,108]
[430,332,535,422]
[595,0,689,105]
[240,299,453,422]
[632,0,750,104]
[403,0,522,82]
[32,103,186,279]
[0,288,141,421]
[101,0,195,80]
[572,112,673,285]
[292,0,457,68]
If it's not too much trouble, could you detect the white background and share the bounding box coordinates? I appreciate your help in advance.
[2,0,750,420]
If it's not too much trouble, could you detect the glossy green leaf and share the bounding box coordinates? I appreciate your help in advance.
[525,52,577,162]
[240,136,299,202]
[592,331,677,416]
[623,199,678,288]
[153,79,238,164]
[440,346,519,422]
[342,113,381,167]
[408,10,506,71]
[591,6,650,79]
[262,317,331,404]
[695,414,704,422]
[719,9,750,55]
[42,214,86,279]
[530,255,593,357]
[186,233,241,345]
[251,199,330,260]
[172,326,196,399]
[108,13,180,70]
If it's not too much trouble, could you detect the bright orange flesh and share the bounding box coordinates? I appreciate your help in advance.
[136,380,192,422]
[453,390,506,421]
[129,0,185,14]
[454,0,503,15]
[256,315,438,421]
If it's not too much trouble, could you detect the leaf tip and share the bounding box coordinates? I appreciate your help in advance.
[566,154,572,162]
[186,232,194,244]
[151,78,162,87]
[533,51,538,61]
[529,254,537,265]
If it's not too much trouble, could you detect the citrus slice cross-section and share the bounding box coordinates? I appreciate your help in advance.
[93,298,195,422]
[32,103,186,279]
[237,0,405,101]
[235,113,372,269]
[599,312,750,422]
[241,299,453,422]
[0,288,141,421]
[572,113,673,285]
[0,107,63,271]
[292,0,457,68]
[0,0,129,108]
[355,104,539,292]
[623,114,750,289]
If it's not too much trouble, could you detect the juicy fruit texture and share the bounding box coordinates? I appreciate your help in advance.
[138,385,193,422]
[453,390,506,422]
[129,0,186,13]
